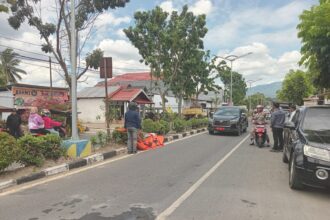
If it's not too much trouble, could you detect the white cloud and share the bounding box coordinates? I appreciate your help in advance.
[206,0,310,49]
[94,13,130,28]
[190,0,213,15]
[217,43,302,85]
[160,1,176,13]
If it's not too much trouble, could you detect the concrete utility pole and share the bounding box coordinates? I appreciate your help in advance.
[215,52,253,106]
[70,0,79,140]
[49,57,52,98]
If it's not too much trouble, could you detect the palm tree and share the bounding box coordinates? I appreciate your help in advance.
[0,48,26,85]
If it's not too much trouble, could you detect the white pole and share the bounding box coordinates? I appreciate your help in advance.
[70,0,79,140]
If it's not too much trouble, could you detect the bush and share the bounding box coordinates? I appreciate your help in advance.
[142,119,161,133]
[0,133,21,171]
[18,135,45,167]
[112,129,128,144]
[158,120,170,135]
[39,134,65,160]
[173,119,186,133]
[96,131,108,147]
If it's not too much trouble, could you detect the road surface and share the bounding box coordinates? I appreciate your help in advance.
[0,132,329,220]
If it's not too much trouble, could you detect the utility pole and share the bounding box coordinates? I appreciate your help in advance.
[70,0,79,140]
[104,58,110,138]
[49,57,53,98]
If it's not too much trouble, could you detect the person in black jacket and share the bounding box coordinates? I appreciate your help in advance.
[6,109,22,138]
[124,102,141,154]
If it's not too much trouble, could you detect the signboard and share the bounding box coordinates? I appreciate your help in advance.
[100,57,112,79]
[12,86,69,107]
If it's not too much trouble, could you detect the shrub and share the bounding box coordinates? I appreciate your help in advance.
[18,135,45,167]
[158,120,170,135]
[142,119,159,133]
[39,134,65,160]
[112,129,128,144]
[96,131,108,147]
[0,133,21,171]
[173,118,186,133]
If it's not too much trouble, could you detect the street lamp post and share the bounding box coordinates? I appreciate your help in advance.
[215,52,252,106]
[247,79,262,112]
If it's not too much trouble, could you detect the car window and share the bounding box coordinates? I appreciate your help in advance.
[302,108,330,131]
[214,108,240,116]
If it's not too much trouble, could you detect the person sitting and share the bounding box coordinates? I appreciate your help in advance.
[28,107,49,135]
[41,109,62,135]
[250,105,270,146]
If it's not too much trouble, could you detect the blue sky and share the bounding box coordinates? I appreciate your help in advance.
[0,0,318,88]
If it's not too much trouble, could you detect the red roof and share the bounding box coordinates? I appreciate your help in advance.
[109,87,153,104]
[96,72,153,86]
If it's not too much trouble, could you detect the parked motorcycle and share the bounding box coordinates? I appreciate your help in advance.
[255,124,267,148]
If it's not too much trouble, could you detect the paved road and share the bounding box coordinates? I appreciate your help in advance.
[0,132,329,220]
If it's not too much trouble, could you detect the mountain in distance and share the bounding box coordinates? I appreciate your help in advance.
[246,81,282,98]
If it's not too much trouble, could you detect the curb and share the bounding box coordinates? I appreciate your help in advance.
[0,148,124,192]
[0,128,206,192]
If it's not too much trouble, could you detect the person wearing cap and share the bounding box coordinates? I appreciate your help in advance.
[124,102,141,154]
[250,105,270,146]
[41,109,62,135]
[6,109,22,138]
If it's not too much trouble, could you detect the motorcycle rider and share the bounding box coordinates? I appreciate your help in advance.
[41,109,62,135]
[250,105,270,146]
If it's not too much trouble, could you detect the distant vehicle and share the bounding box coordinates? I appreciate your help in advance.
[208,106,248,136]
[282,105,330,190]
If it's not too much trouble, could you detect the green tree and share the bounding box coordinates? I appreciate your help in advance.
[297,0,330,88]
[244,93,267,111]
[219,70,247,105]
[0,48,26,84]
[3,0,129,88]
[277,70,314,105]
[124,6,170,111]
[125,5,209,115]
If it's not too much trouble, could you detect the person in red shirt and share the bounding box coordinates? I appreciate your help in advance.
[41,109,62,135]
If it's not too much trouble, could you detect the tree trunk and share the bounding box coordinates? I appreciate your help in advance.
[161,93,166,112]
[178,94,183,117]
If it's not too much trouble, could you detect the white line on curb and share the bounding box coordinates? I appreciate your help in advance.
[156,134,250,220]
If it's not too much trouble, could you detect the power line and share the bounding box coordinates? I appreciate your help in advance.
[0,44,52,58]
[0,34,43,47]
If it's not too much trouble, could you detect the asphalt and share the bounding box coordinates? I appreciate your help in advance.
[0,131,330,220]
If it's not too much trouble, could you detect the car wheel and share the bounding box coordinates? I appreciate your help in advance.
[236,126,241,136]
[282,149,289,163]
[289,155,304,190]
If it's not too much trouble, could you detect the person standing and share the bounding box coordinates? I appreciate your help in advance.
[6,109,21,138]
[270,102,286,152]
[124,102,141,154]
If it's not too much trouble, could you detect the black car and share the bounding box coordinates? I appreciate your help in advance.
[208,106,248,136]
[283,105,330,189]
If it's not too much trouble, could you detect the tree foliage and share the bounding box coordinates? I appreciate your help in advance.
[125,5,220,114]
[276,70,314,105]
[297,0,330,88]
[219,70,247,105]
[3,0,129,88]
[0,48,26,84]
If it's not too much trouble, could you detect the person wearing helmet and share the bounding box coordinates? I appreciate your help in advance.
[41,109,62,135]
[250,105,270,146]
[124,102,141,154]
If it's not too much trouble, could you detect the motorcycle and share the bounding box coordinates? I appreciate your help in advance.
[254,124,267,148]
[54,125,67,138]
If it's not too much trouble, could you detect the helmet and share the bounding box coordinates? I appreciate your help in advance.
[256,105,264,109]
[41,109,50,116]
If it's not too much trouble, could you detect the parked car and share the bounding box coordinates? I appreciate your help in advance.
[282,105,330,189]
[208,106,248,136]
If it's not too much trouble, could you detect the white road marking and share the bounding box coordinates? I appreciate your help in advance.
[0,131,207,196]
[156,134,250,220]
